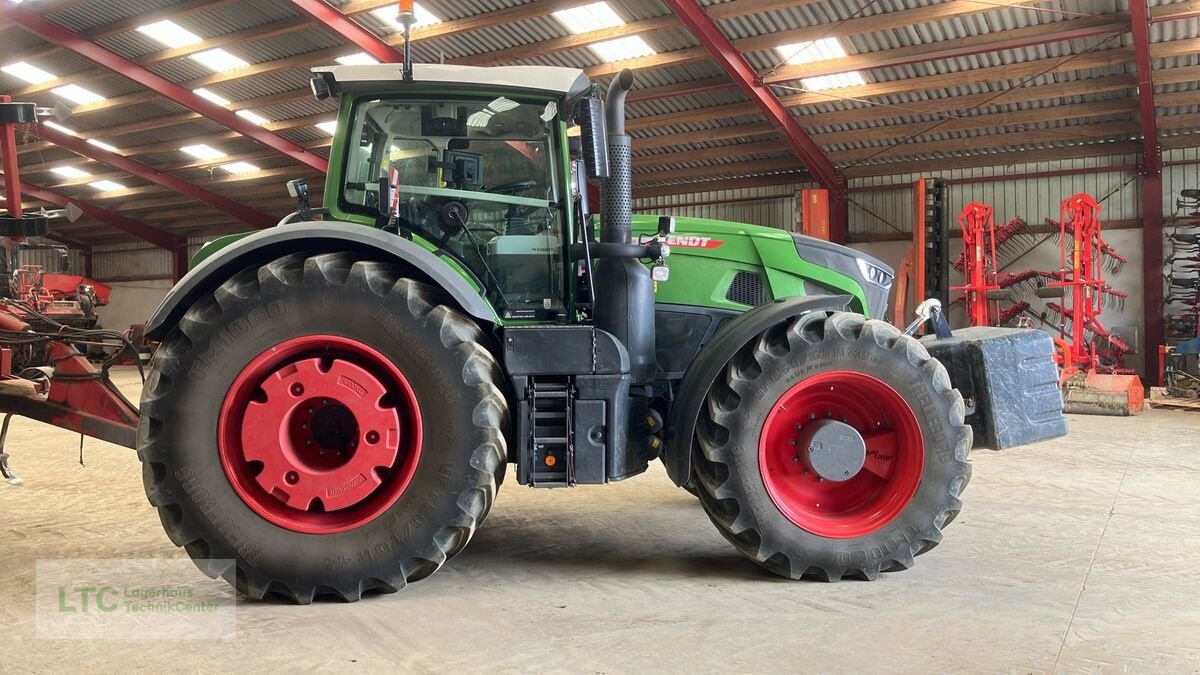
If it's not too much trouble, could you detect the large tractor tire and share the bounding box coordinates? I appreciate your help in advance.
[692,312,971,581]
[138,253,509,603]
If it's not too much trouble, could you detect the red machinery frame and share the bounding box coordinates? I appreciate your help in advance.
[1046,193,1143,415]
[0,98,141,484]
[953,202,1000,327]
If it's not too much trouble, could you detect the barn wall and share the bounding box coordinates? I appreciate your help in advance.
[633,151,1200,377]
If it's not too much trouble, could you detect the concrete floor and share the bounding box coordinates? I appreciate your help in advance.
[1,367,1199,673]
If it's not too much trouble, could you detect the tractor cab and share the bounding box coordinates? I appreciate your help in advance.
[313,64,593,321]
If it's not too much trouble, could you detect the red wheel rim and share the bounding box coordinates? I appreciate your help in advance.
[218,335,422,534]
[758,371,923,538]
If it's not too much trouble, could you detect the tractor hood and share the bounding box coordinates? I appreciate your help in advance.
[630,215,894,319]
[788,231,894,321]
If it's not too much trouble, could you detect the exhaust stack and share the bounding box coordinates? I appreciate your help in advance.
[596,69,655,384]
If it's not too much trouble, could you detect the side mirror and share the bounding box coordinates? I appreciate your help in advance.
[576,94,609,180]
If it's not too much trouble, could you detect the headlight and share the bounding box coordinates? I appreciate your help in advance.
[856,257,894,290]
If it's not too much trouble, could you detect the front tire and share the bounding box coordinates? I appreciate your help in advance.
[138,253,509,603]
[692,312,971,581]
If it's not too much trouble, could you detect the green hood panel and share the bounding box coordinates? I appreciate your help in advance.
[630,214,877,318]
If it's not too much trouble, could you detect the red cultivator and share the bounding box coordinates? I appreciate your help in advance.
[950,203,1040,328]
[1044,193,1142,416]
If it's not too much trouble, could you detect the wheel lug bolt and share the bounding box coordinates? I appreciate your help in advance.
[788,439,796,446]
[285,472,299,485]
[366,431,380,444]
[290,383,304,396]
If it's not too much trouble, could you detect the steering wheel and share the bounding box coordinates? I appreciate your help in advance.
[485,179,538,196]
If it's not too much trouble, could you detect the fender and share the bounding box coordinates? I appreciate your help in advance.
[663,294,852,487]
[144,222,497,340]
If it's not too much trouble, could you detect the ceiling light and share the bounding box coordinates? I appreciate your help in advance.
[51,166,91,180]
[221,162,260,175]
[316,121,338,135]
[136,19,202,47]
[1,61,56,84]
[553,2,624,34]
[336,53,379,66]
[775,37,849,65]
[235,110,270,126]
[370,3,441,31]
[190,48,249,73]
[52,84,104,105]
[589,36,655,63]
[194,88,232,106]
[87,138,119,153]
[42,121,75,135]
[90,180,126,192]
[801,72,867,91]
[180,144,227,160]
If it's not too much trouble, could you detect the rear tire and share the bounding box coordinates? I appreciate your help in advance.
[692,312,971,581]
[138,253,509,603]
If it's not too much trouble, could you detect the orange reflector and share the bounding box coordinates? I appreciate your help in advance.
[545,455,557,467]
[398,0,414,13]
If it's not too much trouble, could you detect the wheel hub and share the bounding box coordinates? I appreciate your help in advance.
[218,335,422,534]
[758,370,924,539]
[798,419,866,482]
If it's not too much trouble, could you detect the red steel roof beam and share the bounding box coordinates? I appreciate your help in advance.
[288,0,402,63]
[33,123,278,230]
[659,0,841,194]
[0,6,328,173]
[2,174,183,251]
[657,0,845,239]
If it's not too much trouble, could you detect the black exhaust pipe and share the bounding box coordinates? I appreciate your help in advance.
[596,69,655,384]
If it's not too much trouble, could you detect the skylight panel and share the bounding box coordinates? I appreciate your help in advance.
[137,20,202,47]
[336,53,379,66]
[552,2,624,34]
[180,144,226,161]
[190,48,249,73]
[42,121,75,135]
[316,121,338,135]
[52,84,104,105]
[801,72,867,91]
[221,162,260,175]
[1,61,56,84]
[775,37,849,66]
[90,180,125,191]
[371,3,441,31]
[589,36,656,63]
[194,88,232,106]
[51,166,91,180]
[87,138,119,153]
[235,110,270,126]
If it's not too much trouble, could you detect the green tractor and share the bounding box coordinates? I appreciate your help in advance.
[138,63,1066,603]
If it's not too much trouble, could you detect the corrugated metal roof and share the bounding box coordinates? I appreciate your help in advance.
[1,0,1197,244]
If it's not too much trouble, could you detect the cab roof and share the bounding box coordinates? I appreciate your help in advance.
[312,64,592,98]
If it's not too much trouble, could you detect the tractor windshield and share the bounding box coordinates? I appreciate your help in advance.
[340,96,566,320]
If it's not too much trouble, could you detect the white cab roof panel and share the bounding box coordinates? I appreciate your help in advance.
[313,64,592,97]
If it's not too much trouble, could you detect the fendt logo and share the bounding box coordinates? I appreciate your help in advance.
[665,234,725,249]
